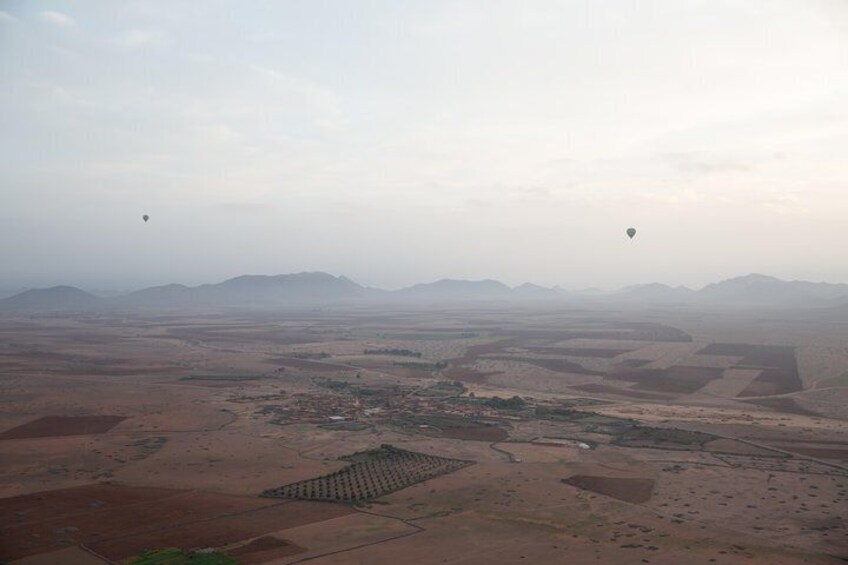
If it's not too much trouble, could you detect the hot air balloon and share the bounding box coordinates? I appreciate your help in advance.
[626,227,636,239]
[142,215,149,223]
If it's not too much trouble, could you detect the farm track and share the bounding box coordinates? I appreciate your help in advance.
[79,543,118,565]
[489,441,519,463]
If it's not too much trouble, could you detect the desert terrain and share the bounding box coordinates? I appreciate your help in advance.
[1,305,846,564]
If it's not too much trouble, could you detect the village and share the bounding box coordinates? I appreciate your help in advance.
[227,375,538,439]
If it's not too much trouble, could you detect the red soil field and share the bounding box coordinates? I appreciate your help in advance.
[608,365,724,394]
[440,425,508,442]
[562,475,656,503]
[88,501,350,561]
[228,535,306,564]
[699,343,802,396]
[737,368,802,397]
[0,484,351,562]
[0,484,181,527]
[0,416,126,440]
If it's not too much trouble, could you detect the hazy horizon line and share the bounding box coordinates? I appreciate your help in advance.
[3,270,848,297]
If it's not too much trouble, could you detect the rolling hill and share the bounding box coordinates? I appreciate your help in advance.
[0,286,108,312]
[118,272,374,307]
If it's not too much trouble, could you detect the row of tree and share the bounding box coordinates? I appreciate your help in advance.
[262,446,472,503]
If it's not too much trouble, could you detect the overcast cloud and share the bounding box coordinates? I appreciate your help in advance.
[1,1,847,291]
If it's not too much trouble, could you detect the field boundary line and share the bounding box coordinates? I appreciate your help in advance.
[704,432,848,473]
[285,506,425,564]
[79,542,119,565]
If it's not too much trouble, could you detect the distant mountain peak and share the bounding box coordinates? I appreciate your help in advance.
[513,282,562,297]
[515,282,546,290]
[119,271,368,307]
[616,282,695,302]
[397,278,513,300]
[699,273,848,305]
[0,286,106,311]
[712,273,783,285]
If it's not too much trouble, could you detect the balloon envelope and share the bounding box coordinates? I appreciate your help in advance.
[142,215,149,222]
[626,227,636,239]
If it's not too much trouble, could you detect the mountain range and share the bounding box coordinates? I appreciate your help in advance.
[1,272,847,312]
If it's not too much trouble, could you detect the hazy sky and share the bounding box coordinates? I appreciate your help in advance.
[1,1,847,291]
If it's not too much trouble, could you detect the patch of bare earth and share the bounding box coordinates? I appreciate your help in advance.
[227,535,305,563]
[440,425,508,442]
[562,475,656,503]
[0,416,126,440]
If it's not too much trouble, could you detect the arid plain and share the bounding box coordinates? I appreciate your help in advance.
[1,305,847,564]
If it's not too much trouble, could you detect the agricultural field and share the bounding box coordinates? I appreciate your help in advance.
[0,483,351,562]
[0,416,126,439]
[0,306,846,563]
[261,445,473,503]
